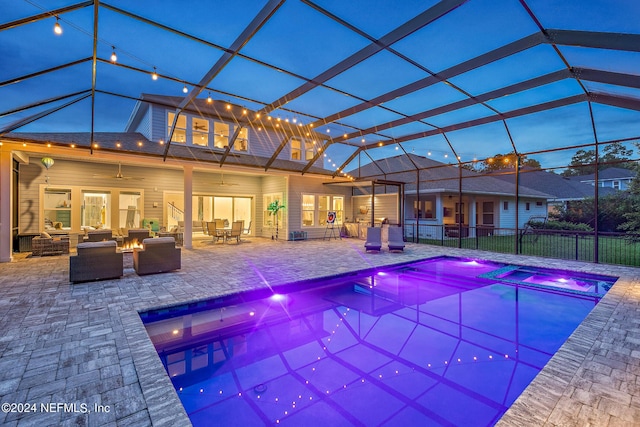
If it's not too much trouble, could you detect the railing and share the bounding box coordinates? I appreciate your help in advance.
[168,202,184,222]
[403,224,640,267]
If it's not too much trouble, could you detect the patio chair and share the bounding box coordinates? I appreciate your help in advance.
[133,237,181,275]
[206,221,224,243]
[227,221,243,244]
[70,240,123,283]
[387,226,405,252]
[364,227,382,252]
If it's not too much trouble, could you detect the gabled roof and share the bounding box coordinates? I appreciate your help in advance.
[350,154,552,198]
[492,168,617,200]
[569,167,637,182]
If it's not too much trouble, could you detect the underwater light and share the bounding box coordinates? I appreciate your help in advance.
[270,294,285,302]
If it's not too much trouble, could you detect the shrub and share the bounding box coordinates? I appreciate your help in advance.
[527,220,593,232]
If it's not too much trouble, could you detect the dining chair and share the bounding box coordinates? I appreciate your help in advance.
[227,221,243,244]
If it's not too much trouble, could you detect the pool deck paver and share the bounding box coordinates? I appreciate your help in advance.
[0,237,638,426]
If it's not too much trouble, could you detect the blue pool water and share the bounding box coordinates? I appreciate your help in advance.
[140,256,618,426]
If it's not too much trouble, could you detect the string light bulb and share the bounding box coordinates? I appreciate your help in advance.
[110,47,117,63]
[207,93,213,103]
[182,85,188,93]
[53,17,62,35]
[151,67,158,80]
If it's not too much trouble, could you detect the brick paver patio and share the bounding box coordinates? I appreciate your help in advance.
[0,237,638,426]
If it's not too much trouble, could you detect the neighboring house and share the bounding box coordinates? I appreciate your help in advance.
[346,154,552,239]
[569,167,636,190]
[1,94,355,260]
[492,168,618,216]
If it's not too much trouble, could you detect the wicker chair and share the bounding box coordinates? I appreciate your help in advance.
[133,237,181,275]
[69,240,123,283]
[32,233,70,256]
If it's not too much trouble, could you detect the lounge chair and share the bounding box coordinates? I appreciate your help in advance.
[388,226,405,252]
[364,227,382,252]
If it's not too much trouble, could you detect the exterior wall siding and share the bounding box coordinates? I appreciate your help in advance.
[288,177,352,240]
[351,194,399,225]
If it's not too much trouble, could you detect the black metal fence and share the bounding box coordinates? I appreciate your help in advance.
[404,224,640,267]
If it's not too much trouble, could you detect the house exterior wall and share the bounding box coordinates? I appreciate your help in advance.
[498,197,547,229]
[137,105,152,140]
[148,105,326,169]
[351,194,399,225]
[288,177,352,240]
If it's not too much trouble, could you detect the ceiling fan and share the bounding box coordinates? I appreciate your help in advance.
[215,173,239,186]
[93,162,144,180]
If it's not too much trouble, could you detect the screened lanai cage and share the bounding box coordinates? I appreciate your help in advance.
[1,0,639,265]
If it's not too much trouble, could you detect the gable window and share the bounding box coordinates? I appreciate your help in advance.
[167,112,187,143]
[192,118,209,147]
[291,137,315,161]
[235,127,249,152]
[214,122,230,149]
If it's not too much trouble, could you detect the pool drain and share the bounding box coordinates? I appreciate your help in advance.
[254,383,267,393]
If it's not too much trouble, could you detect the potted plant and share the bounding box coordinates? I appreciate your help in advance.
[267,200,285,240]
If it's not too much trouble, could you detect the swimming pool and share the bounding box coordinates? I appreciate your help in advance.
[140,256,618,426]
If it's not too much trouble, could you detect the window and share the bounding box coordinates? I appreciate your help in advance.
[214,122,230,149]
[119,192,141,228]
[235,127,249,152]
[291,137,315,161]
[167,112,187,143]
[503,201,508,211]
[301,194,344,227]
[333,197,344,225]
[408,196,436,219]
[291,137,302,160]
[536,201,543,207]
[81,191,111,228]
[613,180,620,190]
[192,118,209,147]
[304,140,315,160]
[264,193,284,228]
[43,189,71,230]
[482,201,494,225]
[525,202,530,211]
[302,195,314,226]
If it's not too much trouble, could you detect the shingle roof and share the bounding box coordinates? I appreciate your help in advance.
[492,168,617,200]
[569,167,637,182]
[350,154,552,198]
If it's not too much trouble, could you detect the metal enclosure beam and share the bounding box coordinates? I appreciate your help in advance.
[164,0,285,160]
[258,0,468,116]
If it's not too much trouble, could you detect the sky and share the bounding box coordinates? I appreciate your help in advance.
[1,0,640,172]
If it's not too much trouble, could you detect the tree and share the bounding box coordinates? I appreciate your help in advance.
[562,142,635,176]
[475,152,541,173]
[618,169,640,240]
